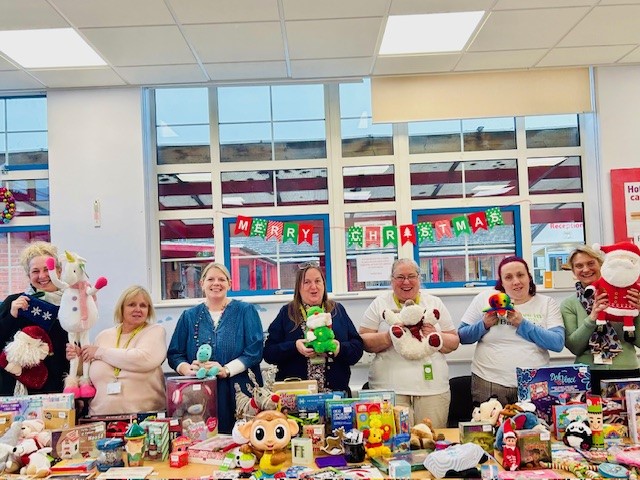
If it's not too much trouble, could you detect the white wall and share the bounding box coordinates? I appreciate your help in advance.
[42,65,640,389]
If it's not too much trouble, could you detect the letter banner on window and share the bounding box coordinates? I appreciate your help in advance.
[233,208,505,247]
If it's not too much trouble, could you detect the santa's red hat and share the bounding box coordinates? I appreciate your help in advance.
[21,325,54,353]
[596,241,640,259]
[503,419,516,439]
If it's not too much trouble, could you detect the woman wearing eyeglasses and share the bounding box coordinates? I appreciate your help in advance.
[562,245,640,395]
[263,262,364,394]
[459,256,564,406]
[359,258,459,429]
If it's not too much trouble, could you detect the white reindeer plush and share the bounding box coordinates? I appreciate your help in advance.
[234,366,279,421]
[46,251,107,398]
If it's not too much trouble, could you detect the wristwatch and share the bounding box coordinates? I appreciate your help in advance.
[223,366,231,378]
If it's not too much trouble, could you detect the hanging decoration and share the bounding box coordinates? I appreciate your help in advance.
[233,208,504,247]
[0,187,16,224]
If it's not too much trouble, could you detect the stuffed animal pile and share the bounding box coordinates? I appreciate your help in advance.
[383,300,442,360]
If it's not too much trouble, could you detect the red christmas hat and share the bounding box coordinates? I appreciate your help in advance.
[21,325,54,353]
[598,241,640,259]
[503,419,516,439]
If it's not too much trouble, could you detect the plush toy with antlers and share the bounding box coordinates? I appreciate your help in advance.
[234,366,279,421]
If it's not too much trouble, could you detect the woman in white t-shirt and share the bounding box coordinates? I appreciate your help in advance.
[458,256,565,406]
[359,258,460,428]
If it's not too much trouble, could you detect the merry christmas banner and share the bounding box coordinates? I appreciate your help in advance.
[234,207,505,247]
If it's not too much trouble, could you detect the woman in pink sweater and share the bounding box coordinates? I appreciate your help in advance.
[66,285,166,415]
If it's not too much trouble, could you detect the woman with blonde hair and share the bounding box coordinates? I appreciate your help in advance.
[562,245,640,394]
[167,262,263,434]
[67,285,166,415]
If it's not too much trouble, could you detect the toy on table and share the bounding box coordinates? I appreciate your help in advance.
[46,251,108,398]
[585,242,640,342]
[234,366,279,421]
[195,344,219,379]
[587,395,604,449]
[304,306,337,354]
[124,421,146,467]
[363,414,392,458]
[563,420,593,451]
[494,411,544,450]
[11,419,52,477]
[483,292,514,322]
[321,427,346,455]
[410,418,436,450]
[237,410,299,477]
[169,378,217,440]
[382,300,442,361]
[0,422,22,474]
[471,397,503,427]
[501,420,520,471]
[96,438,125,471]
[0,325,53,392]
[423,442,488,479]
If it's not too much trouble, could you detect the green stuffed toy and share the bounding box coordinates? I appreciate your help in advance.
[304,306,337,354]
[196,344,219,379]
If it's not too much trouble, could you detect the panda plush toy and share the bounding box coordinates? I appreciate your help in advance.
[563,420,592,450]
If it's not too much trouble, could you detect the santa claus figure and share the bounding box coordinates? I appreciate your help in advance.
[586,242,640,342]
[0,325,53,391]
[502,420,520,471]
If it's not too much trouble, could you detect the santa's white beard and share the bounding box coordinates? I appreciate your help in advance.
[5,332,48,367]
[601,259,640,287]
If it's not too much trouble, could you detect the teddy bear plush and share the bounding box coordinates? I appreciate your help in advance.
[383,300,442,361]
[195,344,219,379]
[304,306,337,354]
[410,418,436,450]
[172,382,214,441]
[471,397,503,427]
[585,242,640,342]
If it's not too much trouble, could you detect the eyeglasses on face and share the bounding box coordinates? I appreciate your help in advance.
[392,274,419,282]
[298,261,320,270]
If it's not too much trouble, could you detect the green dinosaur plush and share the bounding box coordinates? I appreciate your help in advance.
[304,307,337,354]
[196,344,219,379]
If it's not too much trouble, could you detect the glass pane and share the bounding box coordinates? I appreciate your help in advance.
[343,165,395,203]
[526,114,579,148]
[465,159,518,197]
[155,88,209,126]
[409,120,461,154]
[341,119,393,157]
[344,211,397,292]
[0,99,5,131]
[219,123,271,163]
[8,132,47,153]
[228,217,327,293]
[528,156,582,194]
[411,162,463,200]
[274,120,326,160]
[159,218,214,300]
[462,117,516,151]
[157,172,212,211]
[272,84,324,121]
[156,125,210,148]
[276,168,328,206]
[417,209,517,285]
[221,170,274,208]
[6,179,49,217]
[218,86,271,123]
[7,97,47,131]
[340,79,374,118]
[530,202,584,285]
[0,229,51,299]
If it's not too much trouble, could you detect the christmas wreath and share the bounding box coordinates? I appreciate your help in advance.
[0,186,16,223]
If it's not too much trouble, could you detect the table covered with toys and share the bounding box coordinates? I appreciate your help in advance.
[4,366,640,479]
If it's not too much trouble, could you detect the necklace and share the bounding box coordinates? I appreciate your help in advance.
[194,301,229,349]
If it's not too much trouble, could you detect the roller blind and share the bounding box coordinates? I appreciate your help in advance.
[371,68,592,123]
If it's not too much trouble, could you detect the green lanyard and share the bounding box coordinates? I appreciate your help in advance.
[113,324,145,378]
[393,293,421,309]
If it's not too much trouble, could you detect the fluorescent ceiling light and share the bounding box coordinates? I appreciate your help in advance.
[527,157,567,167]
[224,196,245,206]
[0,28,106,68]
[344,191,372,201]
[380,11,484,55]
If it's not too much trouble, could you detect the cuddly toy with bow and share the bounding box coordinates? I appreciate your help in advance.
[46,251,107,398]
[585,242,640,342]
[0,326,53,393]
[383,300,442,360]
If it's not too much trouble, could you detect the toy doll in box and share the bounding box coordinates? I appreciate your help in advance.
[167,376,217,441]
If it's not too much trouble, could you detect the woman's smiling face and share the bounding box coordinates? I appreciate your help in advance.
[28,255,57,292]
[391,263,420,303]
[571,252,601,287]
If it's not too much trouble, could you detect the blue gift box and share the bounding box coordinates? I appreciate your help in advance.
[516,364,590,424]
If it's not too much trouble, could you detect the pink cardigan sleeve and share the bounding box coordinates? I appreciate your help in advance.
[94,324,167,373]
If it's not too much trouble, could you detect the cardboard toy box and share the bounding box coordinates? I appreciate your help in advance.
[0,393,74,422]
[296,391,345,419]
[601,378,640,398]
[516,364,590,424]
[272,379,318,394]
[166,376,218,441]
[51,421,106,460]
[459,421,495,454]
[187,435,236,465]
[551,403,588,440]
[516,429,552,470]
[625,389,640,444]
[43,408,76,430]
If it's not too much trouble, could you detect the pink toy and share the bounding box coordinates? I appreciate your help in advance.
[46,251,107,398]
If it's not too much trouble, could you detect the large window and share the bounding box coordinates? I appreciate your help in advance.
[0,96,50,299]
[151,81,592,299]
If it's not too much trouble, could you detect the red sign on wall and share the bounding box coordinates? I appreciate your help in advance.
[611,168,640,244]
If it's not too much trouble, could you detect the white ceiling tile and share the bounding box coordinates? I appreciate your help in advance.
[0,70,45,90]
[389,0,494,15]
[53,0,175,27]
[559,5,640,47]
[169,0,280,23]
[287,18,383,59]
[598,0,640,4]
[537,45,636,67]
[291,58,372,78]
[204,61,287,81]
[116,64,209,85]
[283,0,389,20]
[618,46,640,63]
[469,8,589,51]
[494,0,596,9]
[185,23,285,63]
[373,54,460,75]
[81,26,197,66]
[455,49,547,71]
[28,67,126,87]
[0,0,69,30]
